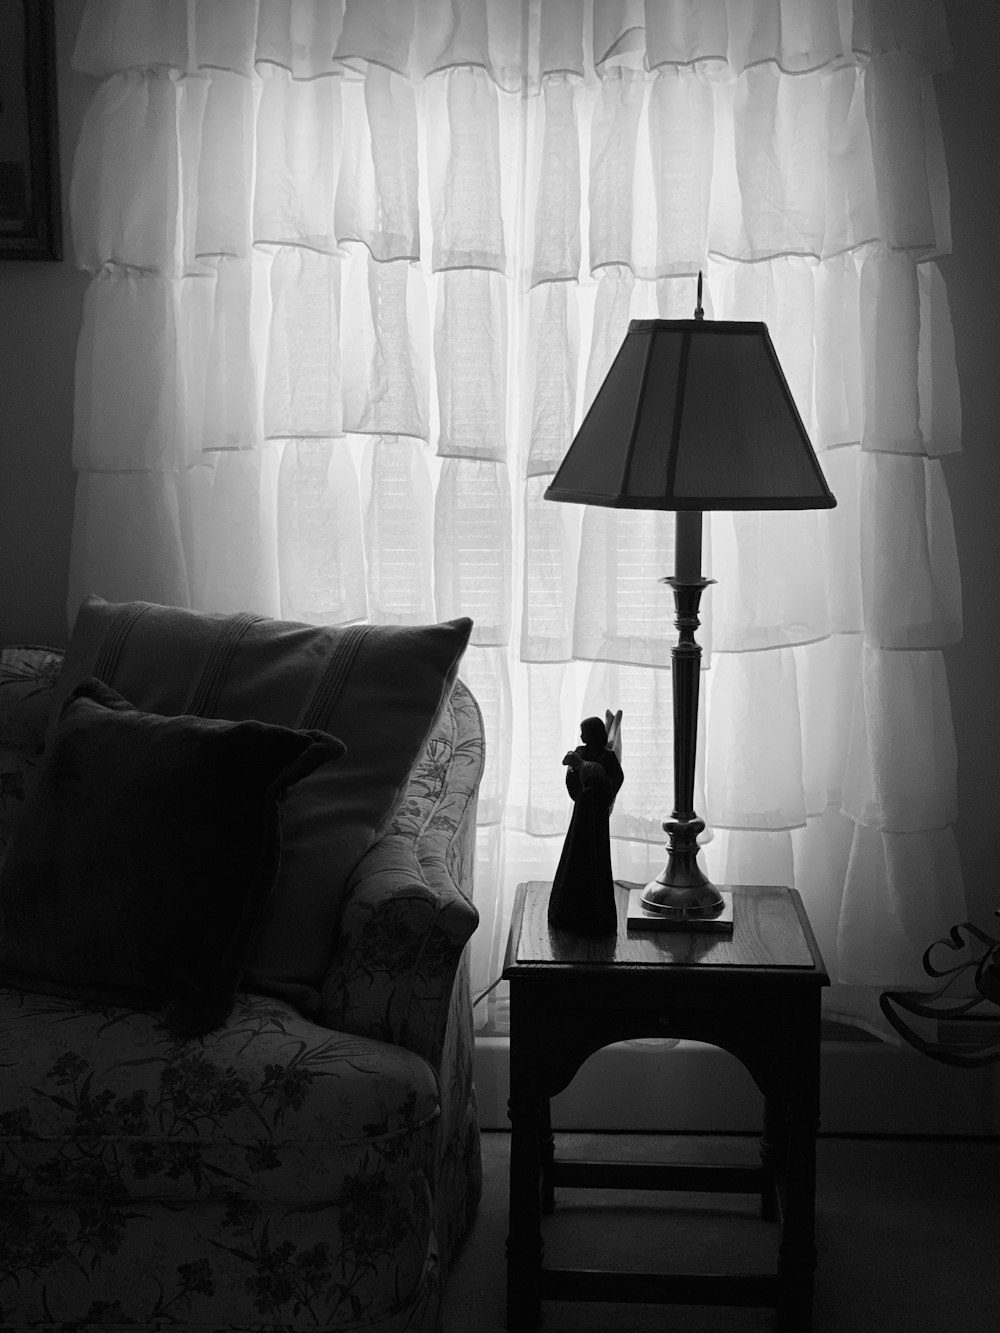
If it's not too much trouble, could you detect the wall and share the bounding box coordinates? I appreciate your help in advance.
[1,5,997,925]
[0,0,88,648]
[935,1,1000,935]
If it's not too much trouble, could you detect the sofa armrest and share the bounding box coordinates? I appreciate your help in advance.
[320,679,484,1068]
[320,833,478,1068]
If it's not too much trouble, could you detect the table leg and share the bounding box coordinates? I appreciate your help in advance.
[506,993,545,1331]
[759,1094,787,1222]
[506,1089,544,1329]
[776,1009,821,1332]
[540,1098,555,1216]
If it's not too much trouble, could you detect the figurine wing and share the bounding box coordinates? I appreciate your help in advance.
[605,708,623,761]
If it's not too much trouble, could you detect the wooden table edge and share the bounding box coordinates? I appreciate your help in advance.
[502,882,528,978]
[503,881,831,984]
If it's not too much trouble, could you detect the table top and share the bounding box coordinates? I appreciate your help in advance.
[503,881,828,982]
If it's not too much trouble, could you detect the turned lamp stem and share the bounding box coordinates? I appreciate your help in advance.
[640,274,722,918]
[639,509,725,920]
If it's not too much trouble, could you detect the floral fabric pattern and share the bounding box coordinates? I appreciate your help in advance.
[0,647,62,868]
[1,991,440,1203]
[322,684,483,1064]
[0,657,484,1331]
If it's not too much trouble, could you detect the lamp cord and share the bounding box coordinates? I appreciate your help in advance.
[472,975,503,1008]
[471,880,635,1008]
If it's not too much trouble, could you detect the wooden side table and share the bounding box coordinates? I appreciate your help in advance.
[502,880,829,1331]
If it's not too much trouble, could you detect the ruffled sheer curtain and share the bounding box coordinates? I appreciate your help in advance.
[69,0,964,1036]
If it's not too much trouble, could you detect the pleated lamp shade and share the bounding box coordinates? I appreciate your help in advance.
[544,318,836,512]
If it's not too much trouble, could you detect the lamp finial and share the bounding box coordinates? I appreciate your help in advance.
[694,271,704,320]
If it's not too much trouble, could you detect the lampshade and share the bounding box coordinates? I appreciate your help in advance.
[544,318,836,511]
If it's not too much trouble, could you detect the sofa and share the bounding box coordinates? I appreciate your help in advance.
[0,601,485,1333]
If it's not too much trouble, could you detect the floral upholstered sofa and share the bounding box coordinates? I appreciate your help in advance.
[0,604,484,1333]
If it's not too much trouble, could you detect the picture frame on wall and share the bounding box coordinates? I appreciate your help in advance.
[1,0,61,260]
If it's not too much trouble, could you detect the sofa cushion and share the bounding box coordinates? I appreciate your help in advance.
[0,988,439,1205]
[50,598,473,1017]
[0,679,344,1037]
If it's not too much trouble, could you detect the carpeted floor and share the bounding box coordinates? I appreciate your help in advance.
[442,1132,1000,1333]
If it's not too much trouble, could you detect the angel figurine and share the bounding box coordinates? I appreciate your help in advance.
[547,709,624,935]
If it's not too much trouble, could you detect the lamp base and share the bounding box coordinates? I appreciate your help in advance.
[627,887,735,933]
[641,856,726,912]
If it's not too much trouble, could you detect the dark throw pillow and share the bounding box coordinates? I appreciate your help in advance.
[0,679,345,1037]
[47,597,474,1015]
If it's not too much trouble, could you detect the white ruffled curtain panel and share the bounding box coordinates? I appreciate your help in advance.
[69,0,964,1036]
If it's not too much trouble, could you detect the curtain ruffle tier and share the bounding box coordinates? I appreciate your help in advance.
[69,0,963,1036]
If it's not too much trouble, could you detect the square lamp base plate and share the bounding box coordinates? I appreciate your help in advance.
[626,887,735,933]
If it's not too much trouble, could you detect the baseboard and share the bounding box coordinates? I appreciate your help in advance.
[474,1035,1000,1136]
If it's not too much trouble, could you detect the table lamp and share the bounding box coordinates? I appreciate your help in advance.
[544,276,836,929]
